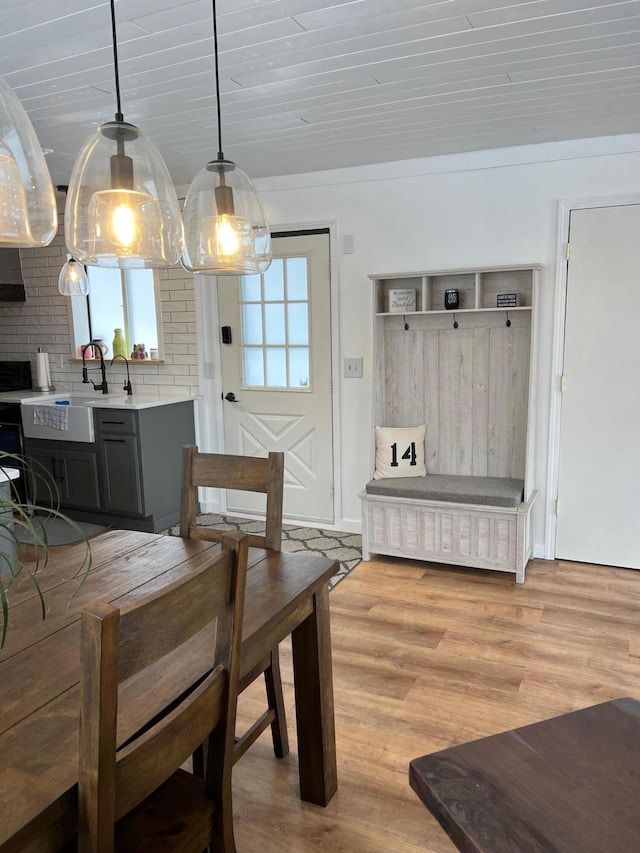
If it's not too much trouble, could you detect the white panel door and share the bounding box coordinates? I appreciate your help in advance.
[218,232,334,525]
[556,204,640,568]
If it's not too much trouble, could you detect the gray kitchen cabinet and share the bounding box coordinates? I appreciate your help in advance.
[25,442,101,511]
[98,433,143,516]
[95,400,195,532]
[24,400,195,533]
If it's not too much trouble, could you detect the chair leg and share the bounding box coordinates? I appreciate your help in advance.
[264,647,289,758]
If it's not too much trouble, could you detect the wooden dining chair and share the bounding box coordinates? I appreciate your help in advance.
[179,445,289,764]
[76,530,248,853]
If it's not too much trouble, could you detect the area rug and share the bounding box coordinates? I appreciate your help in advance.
[168,514,361,589]
[15,515,109,547]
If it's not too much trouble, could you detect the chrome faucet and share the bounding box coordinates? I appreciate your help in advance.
[111,354,133,395]
[81,342,108,394]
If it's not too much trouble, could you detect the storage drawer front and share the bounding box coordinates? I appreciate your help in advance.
[96,409,137,435]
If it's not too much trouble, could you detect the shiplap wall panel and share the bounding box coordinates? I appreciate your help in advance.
[438,327,475,475]
[2,1,639,186]
[471,326,490,476]
[424,331,440,474]
[487,324,530,477]
[384,328,426,427]
[382,312,530,480]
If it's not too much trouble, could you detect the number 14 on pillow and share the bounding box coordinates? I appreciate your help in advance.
[374,425,427,479]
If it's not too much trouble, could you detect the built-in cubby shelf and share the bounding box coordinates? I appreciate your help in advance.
[373,265,535,315]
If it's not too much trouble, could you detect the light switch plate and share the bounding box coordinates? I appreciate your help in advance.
[344,357,363,378]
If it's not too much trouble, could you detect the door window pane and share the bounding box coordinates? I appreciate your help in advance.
[266,348,286,387]
[244,348,264,386]
[264,303,285,345]
[287,303,308,345]
[241,274,261,302]
[242,304,263,345]
[286,257,308,299]
[240,253,311,389]
[263,259,284,301]
[288,348,309,388]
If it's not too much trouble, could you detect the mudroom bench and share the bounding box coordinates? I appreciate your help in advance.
[363,263,541,583]
[360,475,537,583]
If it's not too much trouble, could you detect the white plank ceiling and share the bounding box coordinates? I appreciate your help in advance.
[1,0,639,186]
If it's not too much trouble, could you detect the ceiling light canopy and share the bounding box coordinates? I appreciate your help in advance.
[58,257,88,296]
[0,78,57,248]
[64,0,183,269]
[181,0,271,275]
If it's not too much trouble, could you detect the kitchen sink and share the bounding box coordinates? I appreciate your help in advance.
[21,398,96,443]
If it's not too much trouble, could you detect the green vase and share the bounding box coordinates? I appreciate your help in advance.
[112,328,127,358]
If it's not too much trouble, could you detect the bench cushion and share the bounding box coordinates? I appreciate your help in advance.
[365,475,524,508]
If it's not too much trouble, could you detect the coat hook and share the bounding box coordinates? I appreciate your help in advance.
[453,313,458,329]
[505,312,511,328]
[404,314,409,331]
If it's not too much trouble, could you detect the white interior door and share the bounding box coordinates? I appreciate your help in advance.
[218,232,334,525]
[556,204,640,568]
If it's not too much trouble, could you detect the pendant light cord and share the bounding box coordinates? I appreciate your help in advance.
[212,0,224,160]
[110,0,124,122]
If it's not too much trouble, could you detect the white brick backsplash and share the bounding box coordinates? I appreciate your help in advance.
[0,221,201,394]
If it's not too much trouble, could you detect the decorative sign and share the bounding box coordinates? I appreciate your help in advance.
[388,288,417,313]
[497,292,519,307]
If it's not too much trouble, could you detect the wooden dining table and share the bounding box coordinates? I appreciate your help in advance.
[0,529,339,852]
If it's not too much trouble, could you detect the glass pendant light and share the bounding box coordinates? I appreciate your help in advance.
[0,78,57,247]
[58,257,89,296]
[181,0,271,274]
[64,0,183,269]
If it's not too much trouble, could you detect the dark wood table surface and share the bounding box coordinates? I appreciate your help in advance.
[0,529,338,852]
[409,696,640,853]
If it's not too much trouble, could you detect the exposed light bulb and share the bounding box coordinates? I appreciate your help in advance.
[112,201,136,247]
[87,188,156,256]
[197,212,256,270]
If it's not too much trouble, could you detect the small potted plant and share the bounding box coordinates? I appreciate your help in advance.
[0,451,91,648]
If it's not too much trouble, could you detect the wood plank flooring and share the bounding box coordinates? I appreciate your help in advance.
[232,556,640,852]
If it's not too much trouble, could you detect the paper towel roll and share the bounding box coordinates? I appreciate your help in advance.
[35,351,54,391]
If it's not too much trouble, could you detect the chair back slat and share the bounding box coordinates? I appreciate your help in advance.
[78,531,248,852]
[115,664,226,819]
[117,552,233,682]
[180,446,284,552]
[192,453,271,491]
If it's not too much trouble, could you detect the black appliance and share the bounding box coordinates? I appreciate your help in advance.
[0,360,33,502]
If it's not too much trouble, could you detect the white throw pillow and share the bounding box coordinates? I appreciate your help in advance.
[374,425,426,479]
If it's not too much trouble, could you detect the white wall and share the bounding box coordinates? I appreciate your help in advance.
[246,134,640,554]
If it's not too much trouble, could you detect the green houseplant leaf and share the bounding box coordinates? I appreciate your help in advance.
[0,451,92,648]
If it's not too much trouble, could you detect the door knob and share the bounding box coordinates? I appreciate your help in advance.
[224,391,239,402]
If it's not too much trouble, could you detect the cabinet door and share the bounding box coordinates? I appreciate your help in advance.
[58,449,101,510]
[25,447,57,507]
[99,435,143,515]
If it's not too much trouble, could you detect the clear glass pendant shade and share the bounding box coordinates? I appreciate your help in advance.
[0,78,57,248]
[65,120,183,269]
[182,158,271,274]
[58,258,89,296]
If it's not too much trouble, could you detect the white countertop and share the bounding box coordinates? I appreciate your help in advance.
[0,390,200,411]
[0,466,19,484]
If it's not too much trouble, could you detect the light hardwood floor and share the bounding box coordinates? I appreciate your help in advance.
[232,555,640,851]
